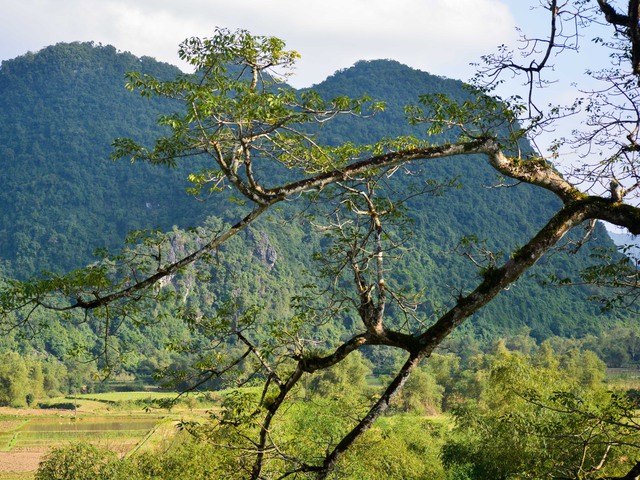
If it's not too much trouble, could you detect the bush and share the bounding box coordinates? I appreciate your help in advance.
[35,443,118,480]
[37,401,76,410]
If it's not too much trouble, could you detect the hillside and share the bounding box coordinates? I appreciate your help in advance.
[0,43,628,377]
[309,59,619,338]
[0,42,210,275]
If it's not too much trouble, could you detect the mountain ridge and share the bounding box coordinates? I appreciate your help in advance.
[0,42,626,362]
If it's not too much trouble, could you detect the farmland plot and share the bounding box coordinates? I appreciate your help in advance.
[0,414,164,479]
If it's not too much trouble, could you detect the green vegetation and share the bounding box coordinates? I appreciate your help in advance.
[36,443,118,480]
[2,1,640,477]
[30,339,640,479]
[0,43,190,275]
[0,40,627,387]
[0,353,70,407]
[442,350,638,479]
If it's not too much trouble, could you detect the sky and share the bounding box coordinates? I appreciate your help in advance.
[0,0,524,88]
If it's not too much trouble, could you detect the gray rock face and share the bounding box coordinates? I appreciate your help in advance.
[252,230,277,268]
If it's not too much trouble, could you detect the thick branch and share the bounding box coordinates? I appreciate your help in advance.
[597,0,630,26]
[487,147,584,204]
[251,365,304,479]
[416,197,636,353]
[73,204,270,310]
[299,333,370,373]
[597,0,640,74]
[265,139,493,199]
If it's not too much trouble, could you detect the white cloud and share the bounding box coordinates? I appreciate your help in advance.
[0,0,516,87]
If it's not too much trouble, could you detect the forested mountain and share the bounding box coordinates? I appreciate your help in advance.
[0,42,206,274]
[0,43,627,380]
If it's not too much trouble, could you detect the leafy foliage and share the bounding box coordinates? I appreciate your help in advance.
[442,344,640,479]
[35,443,118,480]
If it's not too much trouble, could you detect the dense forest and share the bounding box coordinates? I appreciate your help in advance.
[0,41,633,392]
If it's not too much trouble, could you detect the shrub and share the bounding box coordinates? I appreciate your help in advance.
[35,443,117,480]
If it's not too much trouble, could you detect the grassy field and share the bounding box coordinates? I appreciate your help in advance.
[606,368,640,384]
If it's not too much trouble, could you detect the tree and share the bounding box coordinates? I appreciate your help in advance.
[6,5,640,477]
[393,365,444,415]
[441,345,640,479]
[0,352,28,406]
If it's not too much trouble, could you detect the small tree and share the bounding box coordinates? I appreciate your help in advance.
[0,352,28,407]
[394,366,444,415]
[36,443,118,480]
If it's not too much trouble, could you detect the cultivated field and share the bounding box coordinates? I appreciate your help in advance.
[0,391,199,479]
